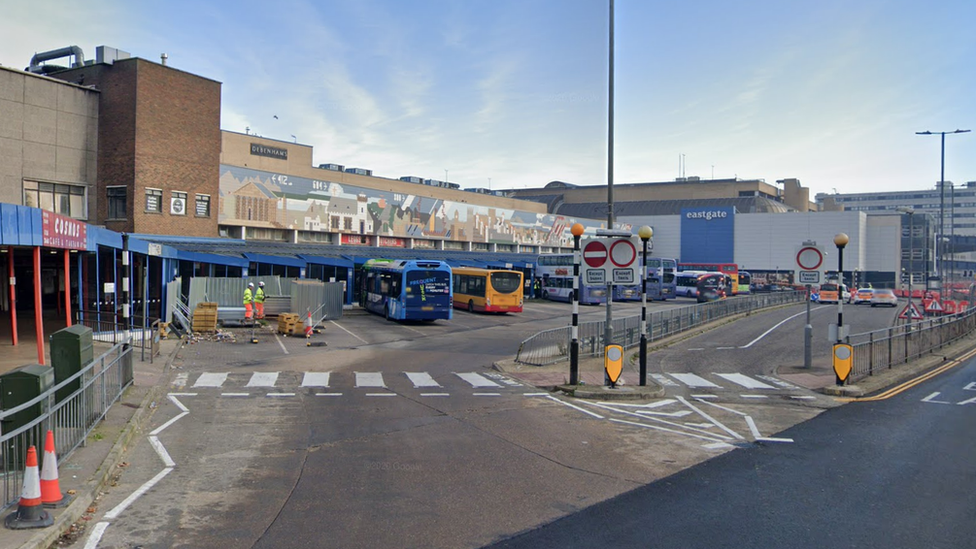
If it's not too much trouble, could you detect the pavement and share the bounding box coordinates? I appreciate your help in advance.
[7,311,976,549]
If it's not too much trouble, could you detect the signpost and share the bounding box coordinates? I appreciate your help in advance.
[796,242,825,369]
[580,237,640,286]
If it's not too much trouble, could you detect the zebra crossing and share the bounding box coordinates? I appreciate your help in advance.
[170,370,524,398]
[649,372,812,399]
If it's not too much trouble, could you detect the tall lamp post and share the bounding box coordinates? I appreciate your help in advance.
[916,129,971,291]
[638,226,653,386]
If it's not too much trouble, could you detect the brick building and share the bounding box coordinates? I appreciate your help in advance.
[50,47,221,237]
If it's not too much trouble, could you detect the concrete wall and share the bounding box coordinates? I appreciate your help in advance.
[0,66,98,219]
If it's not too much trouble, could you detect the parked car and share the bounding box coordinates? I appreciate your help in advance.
[852,288,874,304]
[871,288,898,307]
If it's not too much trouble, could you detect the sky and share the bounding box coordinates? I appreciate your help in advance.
[3,0,975,198]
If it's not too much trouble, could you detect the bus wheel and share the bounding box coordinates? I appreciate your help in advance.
[542,290,549,299]
[468,300,475,312]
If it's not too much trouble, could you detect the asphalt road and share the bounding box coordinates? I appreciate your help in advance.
[486,345,976,549]
[78,296,907,549]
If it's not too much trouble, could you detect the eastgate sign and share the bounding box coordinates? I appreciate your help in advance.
[250,143,288,160]
[685,210,728,221]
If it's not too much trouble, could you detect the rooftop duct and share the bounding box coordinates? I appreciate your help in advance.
[27,46,85,74]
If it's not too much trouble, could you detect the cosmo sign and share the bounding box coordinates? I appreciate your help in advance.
[680,206,735,263]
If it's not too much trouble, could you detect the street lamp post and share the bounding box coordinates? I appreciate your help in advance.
[834,233,849,343]
[916,129,971,291]
[638,226,653,386]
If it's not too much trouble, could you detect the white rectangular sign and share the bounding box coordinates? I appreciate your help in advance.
[581,236,641,286]
[797,270,821,284]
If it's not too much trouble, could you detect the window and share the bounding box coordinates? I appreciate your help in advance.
[343,217,352,230]
[195,194,211,217]
[331,217,340,229]
[145,188,162,213]
[24,181,88,219]
[107,186,127,219]
[171,191,187,215]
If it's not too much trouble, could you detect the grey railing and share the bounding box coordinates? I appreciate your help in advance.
[848,307,976,382]
[1,340,133,511]
[515,291,807,366]
[74,311,161,363]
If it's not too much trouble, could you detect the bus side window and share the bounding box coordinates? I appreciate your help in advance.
[390,277,400,297]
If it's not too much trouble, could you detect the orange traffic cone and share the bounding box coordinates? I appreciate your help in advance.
[4,446,53,530]
[40,430,72,508]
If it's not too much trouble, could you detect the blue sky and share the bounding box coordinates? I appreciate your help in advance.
[3,0,974,198]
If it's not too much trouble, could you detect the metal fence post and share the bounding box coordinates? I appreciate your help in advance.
[869,332,874,376]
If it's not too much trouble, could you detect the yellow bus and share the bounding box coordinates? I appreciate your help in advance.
[452,267,524,313]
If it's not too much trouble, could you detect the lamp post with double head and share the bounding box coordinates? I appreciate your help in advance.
[638,226,653,386]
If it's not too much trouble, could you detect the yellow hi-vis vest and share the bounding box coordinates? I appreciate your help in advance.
[243,288,253,305]
[255,287,265,303]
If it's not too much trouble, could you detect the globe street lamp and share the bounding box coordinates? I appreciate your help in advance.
[638,226,653,386]
[834,233,849,342]
[569,223,585,385]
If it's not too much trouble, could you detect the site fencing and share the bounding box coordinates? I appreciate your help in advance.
[1,340,133,512]
[74,310,161,363]
[848,307,976,381]
[515,291,806,366]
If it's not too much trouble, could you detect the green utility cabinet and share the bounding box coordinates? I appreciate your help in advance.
[50,325,94,404]
[0,364,54,468]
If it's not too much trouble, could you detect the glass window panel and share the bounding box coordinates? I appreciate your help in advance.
[24,189,38,208]
[39,191,54,211]
[70,193,85,219]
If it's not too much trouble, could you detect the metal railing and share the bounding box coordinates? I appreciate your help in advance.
[848,307,976,381]
[1,340,133,511]
[74,310,162,363]
[515,291,807,366]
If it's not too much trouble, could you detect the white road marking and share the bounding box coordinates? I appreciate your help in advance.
[921,392,951,404]
[716,346,737,350]
[267,393,295,397]
[104,468,172,519]
[167,392,198,397]
[356,372,386,388]
[676,396,745,440]
[716,373,776,389]
[330,320,369,344]
[610,418,728,443]
[396,323,426,335]
[315,392,343,397]
[193,372,228,387]
[634,409,693,418]
[421,393,450,397]
[790,395,817,400]
[247,372,279,387]
[650,374,679,386]
[221,393,250,397]
[756,436,794,443]
[456,372,502,388]
[405,372,442,388]
[301,372,331,387]
[274,333,289,354]
[669,373,721,388]
[685,422,718,429]
[84,522,109,549]
[587,401,732,440]
[740,395,769,399]
[167,394,190,413]
[690,394,718,399]
[745,416,762,439]
[757,375,801,389]
[524,393,550,397]
[740,309,811,348]
[703,442,736,450]
[366,393,396,397]
[148,436,175,467]
[474,392,502,396]
[696,398,749,417]
[957,396,976,405]
[686,348,705,351]
[545,395,605,419]
[150,411,188,436]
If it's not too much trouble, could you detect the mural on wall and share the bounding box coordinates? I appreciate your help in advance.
[219,166,628,247]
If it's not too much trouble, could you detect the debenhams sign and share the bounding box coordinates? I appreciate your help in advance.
[250,143,288,160]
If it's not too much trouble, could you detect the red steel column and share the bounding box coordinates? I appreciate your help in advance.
[64,250,72,327]
[34,246,44,364]
[8,246,16,345]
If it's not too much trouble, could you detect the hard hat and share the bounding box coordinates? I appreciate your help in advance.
[258,281,265,287]
[248,282,254,287]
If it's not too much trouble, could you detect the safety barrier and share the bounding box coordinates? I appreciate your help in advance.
[848,307,976,382]
[1,340,133,512]
[515,291,807,366]
[73,310,161,363]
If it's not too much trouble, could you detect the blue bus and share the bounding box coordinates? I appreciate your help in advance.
[645,257,678,301]
[359,259,453,321]
[536,253,607,305]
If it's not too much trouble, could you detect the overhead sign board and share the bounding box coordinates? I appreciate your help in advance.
[795,244,825,286]
[581,237,640,285]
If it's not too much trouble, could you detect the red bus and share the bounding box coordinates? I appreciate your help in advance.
[678,263,741,295]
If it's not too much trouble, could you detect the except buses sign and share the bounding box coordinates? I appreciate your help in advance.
[581,237,640,285]
[794,243,825,285]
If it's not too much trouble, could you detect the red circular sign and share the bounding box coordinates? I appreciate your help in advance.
[583,240,608,268]
[610,239,637,268]
[796,247,823,271]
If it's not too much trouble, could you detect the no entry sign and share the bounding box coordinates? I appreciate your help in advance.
[583,240,608,268]
[580,237,641,285]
